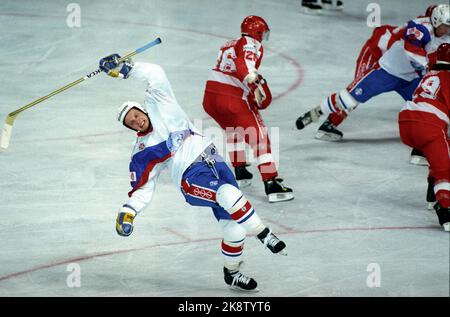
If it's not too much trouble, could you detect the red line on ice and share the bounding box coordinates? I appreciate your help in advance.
[0,225,438,283]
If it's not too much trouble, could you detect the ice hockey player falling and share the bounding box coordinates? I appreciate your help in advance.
[98,53,287,291]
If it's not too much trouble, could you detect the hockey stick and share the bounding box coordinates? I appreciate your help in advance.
[0,37,162,150]
[295,105,323,130]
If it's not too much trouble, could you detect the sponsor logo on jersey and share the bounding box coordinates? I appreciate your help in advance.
[355,88,363,96]
[167,130,191,153]
[139,143,145,150]
[209,180,218,187]
[407,27,424,40]
[130,172,136,182]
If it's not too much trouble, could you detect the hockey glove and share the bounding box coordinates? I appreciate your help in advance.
[115,207,136,237]
[244,69,258,84]
[99,54,134,79]
[251,75,272,109]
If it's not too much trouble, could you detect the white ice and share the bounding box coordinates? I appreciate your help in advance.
[0,0,448,297]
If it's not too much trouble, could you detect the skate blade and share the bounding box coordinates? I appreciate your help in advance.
[268,193,295,203]
[277,249,288,256]
[322,4,343,11]
[315,131,342,141]
[301,7,322,15]
[237,179,252,188]
[443,223,450,232]
[409,156,429,166]
[228,285,260,293]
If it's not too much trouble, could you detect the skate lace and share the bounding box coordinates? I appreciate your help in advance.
[232,272,251,286]
[262,229,279,248]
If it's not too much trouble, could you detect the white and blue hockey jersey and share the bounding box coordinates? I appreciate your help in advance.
[379,16,450,81]
[123,62,212,213]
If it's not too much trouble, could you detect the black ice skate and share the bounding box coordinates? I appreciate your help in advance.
[433,203,450,232]
[315,116,343,141]
[301,0,322,14]
[296,106,322,130]
[427,177,436,210]
[264,177,294,203]
[235,165,253,188]
[322,0,344,11]
[410,148,429,166]
[223,266,258,292]
[257,227,287,255]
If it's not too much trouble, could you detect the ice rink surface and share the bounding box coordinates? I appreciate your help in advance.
[0,0,448,297]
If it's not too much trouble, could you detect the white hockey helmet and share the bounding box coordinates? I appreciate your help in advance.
[431,4,450,28]
[117,101,147,128]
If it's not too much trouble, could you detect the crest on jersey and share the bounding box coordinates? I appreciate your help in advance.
[166,130,191,153]
[130,172,136,182]
[407,27,424,40]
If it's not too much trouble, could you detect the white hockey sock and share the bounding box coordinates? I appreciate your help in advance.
[320,90,359,115]
[218,220,246,271]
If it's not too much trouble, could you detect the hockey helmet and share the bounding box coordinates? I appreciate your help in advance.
[117,101,148,130]
[241,15,270,42]
[431,4,450,28]
[436,43,450,65]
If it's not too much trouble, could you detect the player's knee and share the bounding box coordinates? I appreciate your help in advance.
[338,89,359,111]
[216,184,243,211]
[218,220,246,242]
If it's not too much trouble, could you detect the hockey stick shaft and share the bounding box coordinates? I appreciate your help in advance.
[0,37,162,149]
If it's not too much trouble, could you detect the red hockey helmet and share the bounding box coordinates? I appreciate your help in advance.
[425,5,437,17]
[436,43,450,64]
[241,15,270,42]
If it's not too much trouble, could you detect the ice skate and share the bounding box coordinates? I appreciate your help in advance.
[264,177,294,203]
[301,0,322,14]
[257,227,287,255]
[223,266,259,292]
[295,106,322,130]
[410,148,429,166]
[434,203,450,232]
[322,0,343,11]
[426,177,436,210]
[234,165,253,188]
[315,116,343,141]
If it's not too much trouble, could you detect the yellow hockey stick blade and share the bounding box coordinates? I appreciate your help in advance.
[0,114,18,149]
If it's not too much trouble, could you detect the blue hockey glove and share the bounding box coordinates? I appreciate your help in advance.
[99,54,133,79]
[116,207,136,237]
